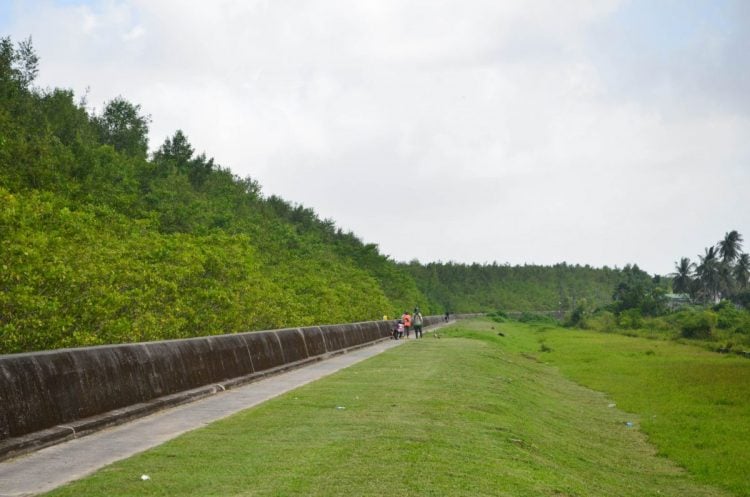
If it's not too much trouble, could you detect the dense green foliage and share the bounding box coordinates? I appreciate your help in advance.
[582,303,750,352]
[403,260,622,312]
[1,188,398,352]
[2,37,632,353]
[609,264,669,316]
[563,242,750,352]
[0,37,432,353]
[671,231,749,305]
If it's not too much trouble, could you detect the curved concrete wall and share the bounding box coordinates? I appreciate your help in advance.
[0,314,480,458]
[0,315,475,447]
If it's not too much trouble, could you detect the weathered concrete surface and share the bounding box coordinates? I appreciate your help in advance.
[0,321,454,497]
[0,317,446,458]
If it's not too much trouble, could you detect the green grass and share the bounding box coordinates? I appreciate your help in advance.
[44,320,734,497]
[517,322,750,496]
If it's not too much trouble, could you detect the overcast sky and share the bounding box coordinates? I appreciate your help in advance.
[2,0,748,275]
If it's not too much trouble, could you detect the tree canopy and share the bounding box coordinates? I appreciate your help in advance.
[672,230,749,305]
[0,36,662,353]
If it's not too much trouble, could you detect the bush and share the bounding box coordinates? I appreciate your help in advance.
[649,316,676,334]
[714,300,742,330]
[617,309,643,329]
[488,310,509,323]
[564,299,594,328]
[676,310,717,339]
[588,311,616,332]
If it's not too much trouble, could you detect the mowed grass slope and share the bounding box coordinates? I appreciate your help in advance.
[45,321,730,497]
[522,323,750,497]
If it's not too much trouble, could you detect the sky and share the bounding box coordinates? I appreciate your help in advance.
[2,0,748,275]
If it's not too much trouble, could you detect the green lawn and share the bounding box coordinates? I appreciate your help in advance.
[44,320,736,496]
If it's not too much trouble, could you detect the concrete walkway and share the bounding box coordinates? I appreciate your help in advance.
[0,324,450,497]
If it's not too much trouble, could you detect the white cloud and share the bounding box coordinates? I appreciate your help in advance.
[5,0,749,274]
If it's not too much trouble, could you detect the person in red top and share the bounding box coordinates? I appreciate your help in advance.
[402,311,412,339]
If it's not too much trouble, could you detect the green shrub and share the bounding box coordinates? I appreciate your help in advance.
[676,310,717,339]
[487,310,509,323]
[588,311,616,332]
[617,308,643,329]
[735,315,750,335]
[714,300,742,330]
[564,299,597,329]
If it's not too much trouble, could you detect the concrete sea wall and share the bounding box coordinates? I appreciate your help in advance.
[0,315,466,459]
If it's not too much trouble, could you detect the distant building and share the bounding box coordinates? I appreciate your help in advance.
[665,293,691,311]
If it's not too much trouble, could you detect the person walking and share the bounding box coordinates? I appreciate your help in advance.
[413,308,424,338]
[392,319,402,340]
[402,311,412,339]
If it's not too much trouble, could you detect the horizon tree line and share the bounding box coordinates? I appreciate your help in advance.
[672,230,750,304]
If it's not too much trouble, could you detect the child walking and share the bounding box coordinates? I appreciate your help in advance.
[393,319,405,340]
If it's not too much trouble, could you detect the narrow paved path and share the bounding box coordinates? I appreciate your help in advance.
[0,323,451,497]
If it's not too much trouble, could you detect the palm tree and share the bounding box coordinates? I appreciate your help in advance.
[696,246,721,303]
[718,230,743,264]
[671,257,694,294]
[718,259,735,299]
[734,253,750,291]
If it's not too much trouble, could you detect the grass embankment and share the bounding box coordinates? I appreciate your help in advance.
[524,323,750,496]
[44,320,733,497]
